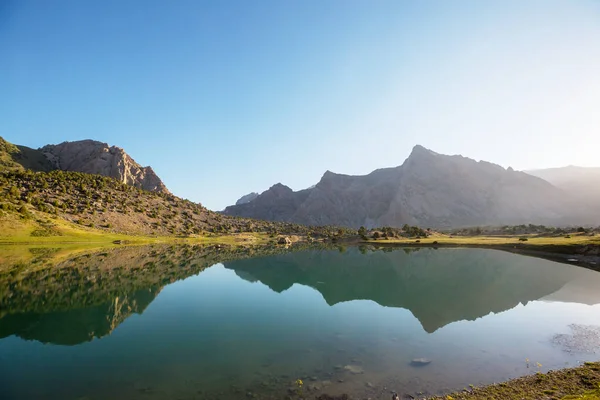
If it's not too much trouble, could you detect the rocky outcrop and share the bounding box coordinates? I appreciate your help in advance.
[224,145,596,228]
[235,192,259,205]
[1,137,169,193]
[40,140,169,193]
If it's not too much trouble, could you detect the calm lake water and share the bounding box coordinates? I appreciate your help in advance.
[1,245,600,400]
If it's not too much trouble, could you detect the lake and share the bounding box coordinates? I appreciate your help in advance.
[1,245,600,399]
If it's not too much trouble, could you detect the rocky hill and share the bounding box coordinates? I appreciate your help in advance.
[225,145,596,228]
[0,169,352,238]
[0,137,355,239]
[0,136,169,193]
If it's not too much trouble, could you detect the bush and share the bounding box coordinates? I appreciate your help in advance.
[519,237,528,241]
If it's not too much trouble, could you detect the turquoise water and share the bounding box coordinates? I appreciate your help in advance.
[1,246,600,399]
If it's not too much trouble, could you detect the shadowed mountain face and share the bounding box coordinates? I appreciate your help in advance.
[225,146,596,228]
[223,247,600,333]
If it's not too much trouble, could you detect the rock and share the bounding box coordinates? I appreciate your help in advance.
[410,358,432,367]
[343,364,364,374]
[277,236,292,245]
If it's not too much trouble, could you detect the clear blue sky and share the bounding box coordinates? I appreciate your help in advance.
[2,0,599,210]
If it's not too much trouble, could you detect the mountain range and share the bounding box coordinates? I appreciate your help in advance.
[2,136,598,229]
[225,145,600,228]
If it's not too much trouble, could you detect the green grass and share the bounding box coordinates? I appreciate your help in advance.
[364,232,600,247]
[428,362,600,400]
[0,208,274,247]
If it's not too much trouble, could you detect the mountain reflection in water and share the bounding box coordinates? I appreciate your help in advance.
[224,247,600,332]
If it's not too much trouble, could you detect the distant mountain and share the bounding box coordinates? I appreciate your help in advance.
[225,145,594,228]
[0,136,169,193]
[526,166,600,204]
[235,192,259,205]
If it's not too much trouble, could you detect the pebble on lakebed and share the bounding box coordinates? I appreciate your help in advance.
[343,364,365,374]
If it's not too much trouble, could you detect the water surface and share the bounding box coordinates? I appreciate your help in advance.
[1,245,600,399]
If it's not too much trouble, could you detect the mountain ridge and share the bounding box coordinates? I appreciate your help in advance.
[224,145,597,228]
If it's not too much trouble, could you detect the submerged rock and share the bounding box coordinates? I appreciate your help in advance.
[410,358,432,367]
[343,364,364,374]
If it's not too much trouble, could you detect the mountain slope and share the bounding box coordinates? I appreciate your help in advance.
[0,169,335,238]
[526,166,600,204]
[224,145,594,228]
[0,137,54,172]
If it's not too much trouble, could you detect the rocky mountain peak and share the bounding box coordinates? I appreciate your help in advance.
[266,183,294,197]
[39,140,169,193]
[235,192,259,206]
[408,144,437,158]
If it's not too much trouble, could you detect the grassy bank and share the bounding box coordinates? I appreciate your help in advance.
[0,210,276,246]
[426,362,600,400]
[360,233,600,262]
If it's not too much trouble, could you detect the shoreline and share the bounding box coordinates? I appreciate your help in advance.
[426,361,600,400]
[315,362,600,400]
[2,233,600,272]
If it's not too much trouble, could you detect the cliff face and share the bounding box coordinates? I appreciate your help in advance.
[41,140,169,193]
[224,145,593,228]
